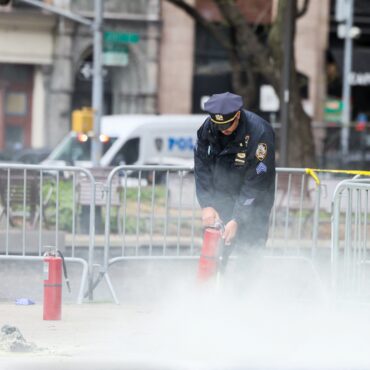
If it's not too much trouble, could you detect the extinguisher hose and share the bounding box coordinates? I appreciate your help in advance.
[56,250,71,293]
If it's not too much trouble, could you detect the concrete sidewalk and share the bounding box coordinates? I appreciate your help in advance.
[2,295,370,370]
[0,302,176,369]
[2,256,370,370]
[0,302,156,355]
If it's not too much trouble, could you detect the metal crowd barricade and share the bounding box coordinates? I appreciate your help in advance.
[97,165,331,304]
[266,168,330,300]
[0,163,96,303]
[2,163,359,304]
[331,178,370,301]
[97,165,200,303]
[268,168,323,257]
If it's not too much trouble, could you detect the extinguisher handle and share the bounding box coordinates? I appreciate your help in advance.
[204,220,225,234]
[56,250,71,293]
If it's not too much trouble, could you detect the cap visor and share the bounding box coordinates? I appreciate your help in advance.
[214,121,233,131]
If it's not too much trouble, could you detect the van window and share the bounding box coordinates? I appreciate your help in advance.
[111,137,140,166]
[49,133,116,163]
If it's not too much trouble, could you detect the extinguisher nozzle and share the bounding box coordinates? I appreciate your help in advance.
[66,279,71,293]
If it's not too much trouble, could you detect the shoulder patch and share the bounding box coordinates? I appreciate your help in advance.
[256,143,267,161]
[256,162,267,175]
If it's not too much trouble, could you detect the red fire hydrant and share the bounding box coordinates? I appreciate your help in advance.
[197,227,223,282]
[43,250,70,320]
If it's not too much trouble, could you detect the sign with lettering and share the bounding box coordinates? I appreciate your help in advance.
[168,137,194,151]
[104,32,140,44]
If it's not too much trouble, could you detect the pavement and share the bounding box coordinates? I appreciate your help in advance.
[2,295,370,370]
[0,302,171,369]
[1,257,370,369]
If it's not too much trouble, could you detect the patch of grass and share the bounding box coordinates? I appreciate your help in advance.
[44,182,170,233]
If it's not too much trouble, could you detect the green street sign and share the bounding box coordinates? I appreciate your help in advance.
[103,31,140,44]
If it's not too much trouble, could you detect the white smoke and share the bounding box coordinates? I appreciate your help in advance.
[117,256,370,369]
[3,256,370,370]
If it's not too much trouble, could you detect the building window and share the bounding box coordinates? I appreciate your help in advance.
[5,125,23,150]
[5,92,27,116]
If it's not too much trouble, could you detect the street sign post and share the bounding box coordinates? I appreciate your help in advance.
[18,0,104,168]
[91,0,103,167]
[340,0,354,156]
[17,3,141,167]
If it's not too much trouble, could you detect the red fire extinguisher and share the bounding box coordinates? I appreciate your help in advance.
[43,250,70,321]
[197,223,224,282]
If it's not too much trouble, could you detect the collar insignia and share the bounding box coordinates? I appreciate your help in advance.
[245,135,250,146]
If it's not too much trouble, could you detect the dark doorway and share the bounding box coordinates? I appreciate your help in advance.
[0,64,33,151]
[192,72,232,113]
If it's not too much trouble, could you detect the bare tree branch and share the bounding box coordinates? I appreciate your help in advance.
[296,0,310,18]
[213,0,279,86]
[252,1,272,33]
[164,0,232,51]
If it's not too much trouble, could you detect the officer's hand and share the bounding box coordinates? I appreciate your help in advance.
[223,220,238,246]
[201,207,220,226]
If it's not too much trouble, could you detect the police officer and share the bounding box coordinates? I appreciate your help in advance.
[194,91,276,253]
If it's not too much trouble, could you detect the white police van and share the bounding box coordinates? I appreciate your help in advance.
[43,114,207,168]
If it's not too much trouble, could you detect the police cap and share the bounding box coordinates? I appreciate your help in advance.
[204,92,243,127]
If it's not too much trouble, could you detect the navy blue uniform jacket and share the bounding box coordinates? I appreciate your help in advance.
[194,109,276,246]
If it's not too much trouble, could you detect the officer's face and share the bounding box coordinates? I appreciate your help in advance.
[220,112,240,135]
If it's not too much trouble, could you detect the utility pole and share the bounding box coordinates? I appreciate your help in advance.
[19,0,104,166]
[340,0,354,157]
[91,0,103,167]
[280,0,295,167]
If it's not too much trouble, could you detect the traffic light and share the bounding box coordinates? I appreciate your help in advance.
[72,107,94,133]
[0,0,11,5]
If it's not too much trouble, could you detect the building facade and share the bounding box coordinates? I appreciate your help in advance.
[0,0,333,161]
[0,0,162,152]
[161,0,330,125]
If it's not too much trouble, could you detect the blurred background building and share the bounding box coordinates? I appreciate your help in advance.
[0,0,368,166]
[0,0,163,154]
[324,0,370,167]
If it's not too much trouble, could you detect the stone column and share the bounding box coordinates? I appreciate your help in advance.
[295,0,330,157]
[31,66,45,148]
[44,18,74,147]
[158,0,195,114]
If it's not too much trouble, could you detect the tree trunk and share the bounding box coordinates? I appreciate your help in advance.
[165,0,316,167]
[268,0,316,166]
